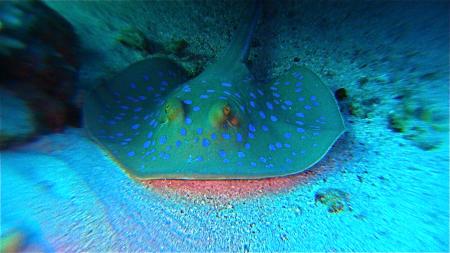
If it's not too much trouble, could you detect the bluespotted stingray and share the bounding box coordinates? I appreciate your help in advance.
[83,1,345,179]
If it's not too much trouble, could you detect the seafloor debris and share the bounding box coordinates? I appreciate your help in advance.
[0,0,80,148]
[335,86,379,118]
[117,27,156,54]
[388,91,447,150]
[334,88,348,101]
[315,188,350,213]
[165,38,189,55]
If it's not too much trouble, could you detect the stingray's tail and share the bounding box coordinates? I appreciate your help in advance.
[222,0,262,64]
[202,0,262,77]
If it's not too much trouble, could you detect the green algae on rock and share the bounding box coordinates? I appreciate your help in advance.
[315,188,350,213]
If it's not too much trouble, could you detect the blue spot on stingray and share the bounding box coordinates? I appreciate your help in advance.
[284,100,293,106]
[219,150,227,158]
[193,106,200,112]
[310,95,317,101]
[284,81,291,86]
[249,92,256,98]
[202,138,210,147]
[259,111,266,119]
[183,86,191,93]
[211,133,217,140]
[131,124,140,130]
[207,89,215,93]
[262,125,269,131]
[175,140,182,147]
[116,132,124,137]
[248,132,255,139]
[200,94,209,99]
[284,132,292,139]
[296,112,305,118]
[196,156,203,162]
[245,143,251,149]
[180,128,187,136]
[304,105,312,110]
[143,75,150,81]
[266,102,273,110]
[297,127,305,133]
[222,82,232,87]
[143,141,151,148]
[295,88,302,93]
[259,157,267,163]
[147,131,153,138]
[159,135,167,144]
[184,100,192,105]
[250,101,256,108]
[238,151,245,158]
[269,144,276,151]
[251,162,257,167]
[130,82,136,89]
[138,96,147,101]
[146,86,154,91]
[161,80,168,86]
[236,133,243,142]
[185,117,192,125]
[284,143,291,148]
[222,133,230,139]
[248,123,256,132]
[273,93,281,98]
[270,115,278,122]
[275,142,282,148]
[134,107,143,112]
[298,97,305,102]
[296,120,304,125]
[128,151,135,157]
[197,128,203,135]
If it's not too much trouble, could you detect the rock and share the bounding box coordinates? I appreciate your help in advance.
[334,88,348,101]
[0,0,80,141]
[0,230,24,253]
[0,88,36,148]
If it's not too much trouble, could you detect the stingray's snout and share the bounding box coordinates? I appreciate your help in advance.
[208,101,240,128]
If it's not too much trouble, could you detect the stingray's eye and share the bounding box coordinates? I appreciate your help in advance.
[163,98,184,122]
[223,106,231,116]
[230,116,239,126]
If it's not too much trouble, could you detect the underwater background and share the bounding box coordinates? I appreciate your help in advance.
[1,0,449,252]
